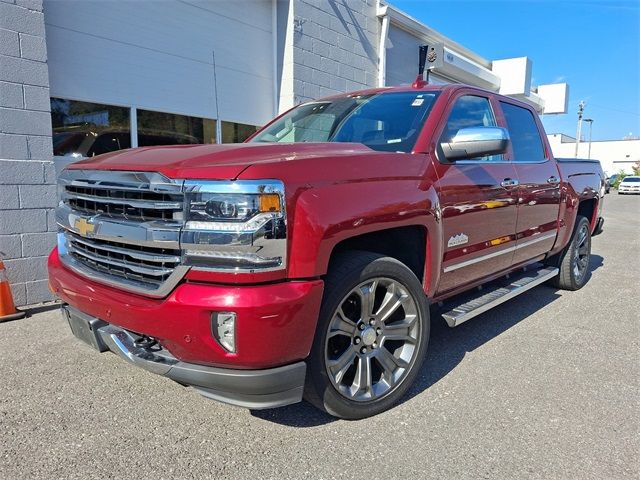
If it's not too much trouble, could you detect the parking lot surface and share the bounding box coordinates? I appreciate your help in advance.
[1,193,638,479]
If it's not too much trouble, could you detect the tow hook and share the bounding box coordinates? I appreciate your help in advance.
[134,335,158,349]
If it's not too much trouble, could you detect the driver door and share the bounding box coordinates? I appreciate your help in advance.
[431,93,519,295]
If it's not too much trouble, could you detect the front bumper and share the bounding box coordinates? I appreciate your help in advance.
[48,247,324,369]
[63,305,306,409]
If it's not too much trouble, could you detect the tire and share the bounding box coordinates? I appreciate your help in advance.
[304,251,430,419]
[548,216,592,291]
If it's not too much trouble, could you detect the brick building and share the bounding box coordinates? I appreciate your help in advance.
[0,0,567,306]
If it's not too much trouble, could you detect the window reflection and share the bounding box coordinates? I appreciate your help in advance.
[51,98,130,157]
[222,121,259,143]
[137,109,216,146]
[51,97,260,157]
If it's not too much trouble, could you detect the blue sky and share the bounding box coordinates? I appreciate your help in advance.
[391,0,640,140]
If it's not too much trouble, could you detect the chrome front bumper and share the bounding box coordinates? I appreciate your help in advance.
[62,305,306,409]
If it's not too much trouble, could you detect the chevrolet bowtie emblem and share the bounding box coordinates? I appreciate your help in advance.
[74,218,95,236]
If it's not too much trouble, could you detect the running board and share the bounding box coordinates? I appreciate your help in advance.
[442,267,559,327]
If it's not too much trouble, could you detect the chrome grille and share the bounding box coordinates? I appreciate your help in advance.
[64,231,181,289]
[57,170,186,297]
[63,181,183,221]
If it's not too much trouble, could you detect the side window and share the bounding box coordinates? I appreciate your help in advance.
[500,102,545,162]
[441,95,501,161]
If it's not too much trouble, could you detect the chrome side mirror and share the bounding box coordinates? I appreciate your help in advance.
[441,126,510,161]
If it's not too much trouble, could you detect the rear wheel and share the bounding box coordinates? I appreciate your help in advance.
[548,215,592,290]
[305,251,429,419]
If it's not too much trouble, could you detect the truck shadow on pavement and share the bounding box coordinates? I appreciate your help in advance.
[251,255,604,427]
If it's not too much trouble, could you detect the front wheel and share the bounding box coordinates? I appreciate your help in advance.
[305,252,430,419]
[548,215,592,291]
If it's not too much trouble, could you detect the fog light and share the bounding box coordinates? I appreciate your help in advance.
[212,312,236,352]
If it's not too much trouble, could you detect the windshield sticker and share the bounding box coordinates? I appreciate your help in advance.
[412,98,424,106]
[387,138,402,144]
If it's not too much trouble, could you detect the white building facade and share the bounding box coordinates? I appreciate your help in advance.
[547,134,640,175]
[1,0,568,305]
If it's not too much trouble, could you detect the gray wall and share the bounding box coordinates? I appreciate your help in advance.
[0,0,56,306]
[291,0,379,104]
[386,24,450,87]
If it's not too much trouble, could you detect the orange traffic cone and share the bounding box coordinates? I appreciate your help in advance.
[0,258,26,322]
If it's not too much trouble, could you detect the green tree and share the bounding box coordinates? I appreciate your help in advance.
[613,170,627,188]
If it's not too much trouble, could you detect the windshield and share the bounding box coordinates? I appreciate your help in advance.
[251,92,439,153]
[622,177,640,183]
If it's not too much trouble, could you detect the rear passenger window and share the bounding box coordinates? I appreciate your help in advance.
[500,102,545,162]
[441,95,502,161]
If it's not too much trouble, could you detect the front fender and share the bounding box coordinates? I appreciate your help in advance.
[286,179,442,292]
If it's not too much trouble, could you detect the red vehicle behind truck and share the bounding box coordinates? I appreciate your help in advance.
[48,84,605,419]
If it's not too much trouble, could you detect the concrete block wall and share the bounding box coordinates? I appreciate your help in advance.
[291,0,379,104]
[0,0,56,306]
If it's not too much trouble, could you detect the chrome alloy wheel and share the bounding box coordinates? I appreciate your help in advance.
[573,223,590,281]
[324,277,421,402]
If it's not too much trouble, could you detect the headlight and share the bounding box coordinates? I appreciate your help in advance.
[187,192,281,223]
[181,180,287,272]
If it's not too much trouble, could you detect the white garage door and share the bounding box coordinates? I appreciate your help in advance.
[44,0,275,127]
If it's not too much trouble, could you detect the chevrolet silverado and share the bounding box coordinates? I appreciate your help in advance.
[49,84,605,419]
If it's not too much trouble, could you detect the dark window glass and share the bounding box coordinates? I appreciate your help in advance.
[250,92,438,153]
[50,98,130,157]
[500,102,545,163]
[440,95,501,161]
[137,110,216,146]
[87,132,131,156]
[622,177,640,183]
[222,121,260,143]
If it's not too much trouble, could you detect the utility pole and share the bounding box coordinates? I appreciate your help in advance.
[584,118,594,159]
[575,100,585,158]
[212,50,222,144]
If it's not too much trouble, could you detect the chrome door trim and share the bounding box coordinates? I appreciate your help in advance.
[500,178,519,188]
[443,231,557,273]
[547,176,560,185]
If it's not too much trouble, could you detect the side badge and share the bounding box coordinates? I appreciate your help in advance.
[447,233,469,248]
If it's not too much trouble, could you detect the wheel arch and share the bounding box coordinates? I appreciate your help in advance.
[577,197,599,232]
[327,225,429,285]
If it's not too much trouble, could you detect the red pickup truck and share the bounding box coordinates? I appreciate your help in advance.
[49,84,604,419]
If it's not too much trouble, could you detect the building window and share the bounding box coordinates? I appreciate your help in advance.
[51,98,130,157]
[222,121,259,143]
[137,109,216,146]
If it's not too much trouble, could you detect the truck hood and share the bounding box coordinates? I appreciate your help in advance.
[67,142,376,180]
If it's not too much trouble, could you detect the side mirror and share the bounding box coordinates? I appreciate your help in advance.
[440,126,510,161]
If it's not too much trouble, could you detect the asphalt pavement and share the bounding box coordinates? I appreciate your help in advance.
[1,193,638,479]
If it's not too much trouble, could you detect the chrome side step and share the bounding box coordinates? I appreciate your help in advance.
[442,267,559,327]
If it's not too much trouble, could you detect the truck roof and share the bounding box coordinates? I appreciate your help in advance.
[316,83,538,113]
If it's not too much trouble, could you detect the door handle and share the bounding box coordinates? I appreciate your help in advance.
[547,176,560,185]
[500,178,519,188]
